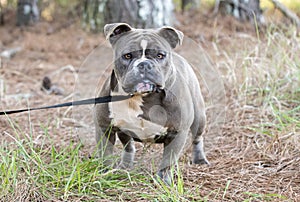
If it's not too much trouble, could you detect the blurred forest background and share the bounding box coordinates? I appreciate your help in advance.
[0,0,300,30]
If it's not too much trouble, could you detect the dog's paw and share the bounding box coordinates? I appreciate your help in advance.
[156,169,172,186]
[192,158,210,165]
[116,161,134,170]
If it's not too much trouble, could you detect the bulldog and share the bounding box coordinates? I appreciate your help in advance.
[94,23,209,184]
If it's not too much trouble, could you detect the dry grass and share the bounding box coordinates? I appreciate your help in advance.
[199,24,300,201]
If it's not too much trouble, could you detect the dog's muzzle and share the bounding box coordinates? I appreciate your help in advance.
[133,82,163,95]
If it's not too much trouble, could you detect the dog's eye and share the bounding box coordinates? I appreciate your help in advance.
[157,53,165,59]
[123,53,132,60]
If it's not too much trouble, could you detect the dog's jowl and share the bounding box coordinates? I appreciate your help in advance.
[94,23,209,184]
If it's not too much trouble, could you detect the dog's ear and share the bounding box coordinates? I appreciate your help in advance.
[157,26,184,49]
[104,23,133,45]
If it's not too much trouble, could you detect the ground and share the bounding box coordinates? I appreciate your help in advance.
[0,10,299,201]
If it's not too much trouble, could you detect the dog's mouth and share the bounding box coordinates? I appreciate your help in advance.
[133,82,162,95]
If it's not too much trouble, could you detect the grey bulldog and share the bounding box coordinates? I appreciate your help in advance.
[94,23,209,184]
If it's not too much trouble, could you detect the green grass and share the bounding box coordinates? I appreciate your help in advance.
[0,142,189,201]
[243,192,287,202]
[0,121,194,201]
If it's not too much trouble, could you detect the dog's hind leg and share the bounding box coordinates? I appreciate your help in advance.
[192,135,210,165]
[191,110,210,165]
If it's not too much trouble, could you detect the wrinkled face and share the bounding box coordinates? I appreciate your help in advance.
[112,31,175,94]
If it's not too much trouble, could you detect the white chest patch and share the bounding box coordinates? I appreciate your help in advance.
[109,89,167,142]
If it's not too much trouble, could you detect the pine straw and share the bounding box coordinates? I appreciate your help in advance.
[182,105,299,201]
[1,179,46,202]
[179,99,299,200]
[183,116,300,201]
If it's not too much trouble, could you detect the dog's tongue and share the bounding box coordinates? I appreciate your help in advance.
[135,83,154,93]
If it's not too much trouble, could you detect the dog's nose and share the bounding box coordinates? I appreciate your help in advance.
[138,61,152,72]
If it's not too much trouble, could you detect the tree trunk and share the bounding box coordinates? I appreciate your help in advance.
[0,2,3,25]
[16,0,39,26]
[181,0,201,12]
[270,0,300,27]
[82,0,175,32]
[217,0,265,24]
[82,0,103,32]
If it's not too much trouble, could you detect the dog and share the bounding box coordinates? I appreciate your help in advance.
[94,23,209,184]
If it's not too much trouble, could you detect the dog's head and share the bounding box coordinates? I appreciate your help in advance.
[104,23,183,95]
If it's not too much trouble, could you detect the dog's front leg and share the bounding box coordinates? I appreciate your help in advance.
[157,130,189,185]
[117,132,136,169]
[95,125,116,168]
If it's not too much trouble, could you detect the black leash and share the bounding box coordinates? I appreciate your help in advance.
[0,94,132,115]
